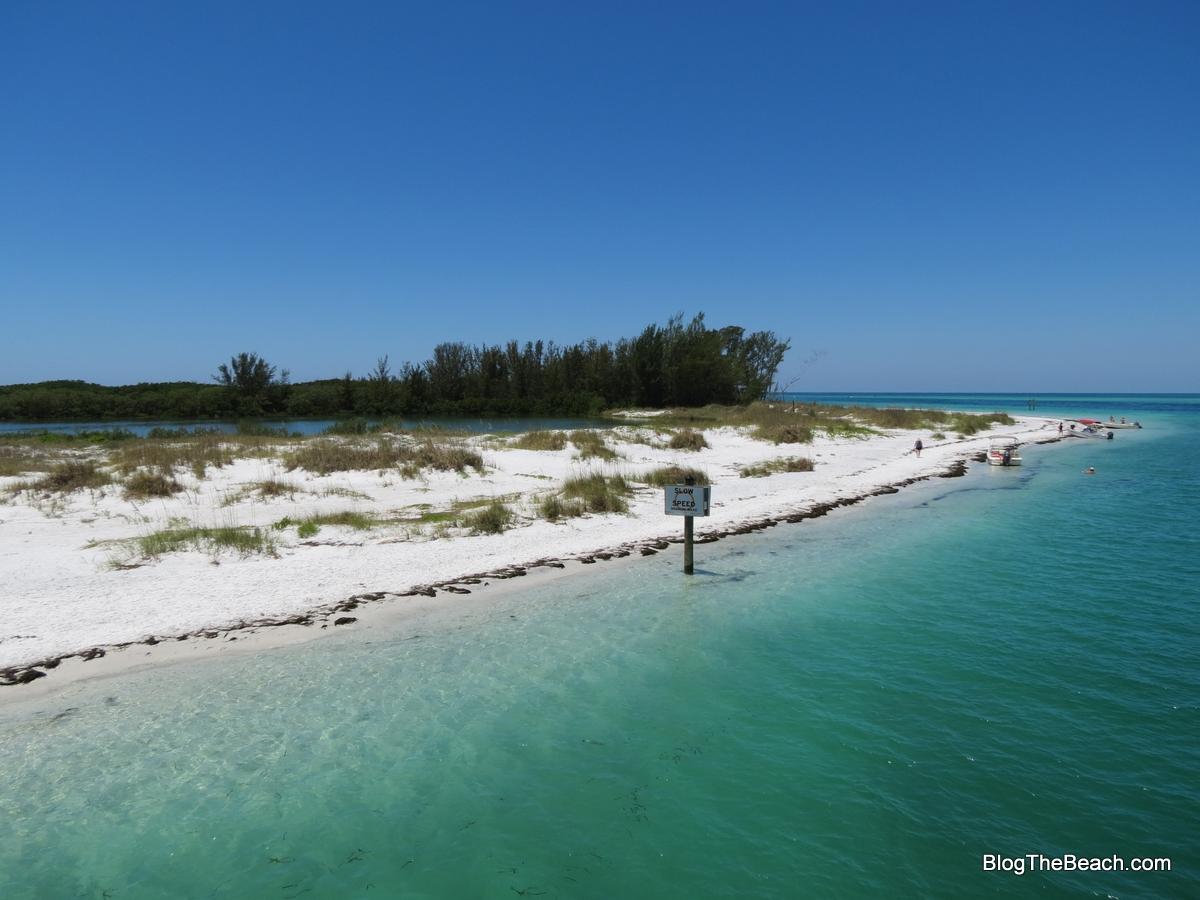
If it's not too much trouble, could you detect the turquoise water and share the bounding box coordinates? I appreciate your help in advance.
[1,396,1197,898]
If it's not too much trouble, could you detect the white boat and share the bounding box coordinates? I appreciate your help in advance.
[1070,425,1112,439]
[1102,421,1142,429]
[987,436,1022,466]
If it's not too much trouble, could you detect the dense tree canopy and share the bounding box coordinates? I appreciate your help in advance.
[0,314,789,421]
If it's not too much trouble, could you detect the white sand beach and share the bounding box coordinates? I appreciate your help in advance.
[0,416,1060,674]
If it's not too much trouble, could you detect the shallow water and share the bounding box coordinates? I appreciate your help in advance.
[1,396,1196,898]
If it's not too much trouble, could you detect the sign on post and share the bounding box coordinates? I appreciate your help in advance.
[663,482,711,575]
[664,484,711,517]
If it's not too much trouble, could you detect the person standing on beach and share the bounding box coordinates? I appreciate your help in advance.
[914,438,923,457]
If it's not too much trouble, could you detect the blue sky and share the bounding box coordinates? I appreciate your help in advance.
[1,1,1197,391]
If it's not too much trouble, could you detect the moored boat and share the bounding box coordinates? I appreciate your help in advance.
[1070,425,1112,439]
[987,436,1022,466]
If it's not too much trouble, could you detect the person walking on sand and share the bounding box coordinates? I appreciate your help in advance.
[1058,421,1064,435]
[914,438,923,458]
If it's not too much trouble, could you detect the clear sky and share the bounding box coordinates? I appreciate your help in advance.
[1,1,1197,391]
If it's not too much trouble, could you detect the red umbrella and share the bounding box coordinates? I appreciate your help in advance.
[1074,418,1100,425]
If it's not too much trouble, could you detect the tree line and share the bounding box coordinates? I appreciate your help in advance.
[0,314,789,421]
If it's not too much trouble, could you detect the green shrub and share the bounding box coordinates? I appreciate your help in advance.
[538,494,585,521]
[561,473,631,513]
[931,432,945,441]
[123,470,184,499]
[753,423,814,444]
[297,521,319,538]
[460,499,513,534]
[403,439,484,476]
[668,428,709,451]
[511,430,568,451]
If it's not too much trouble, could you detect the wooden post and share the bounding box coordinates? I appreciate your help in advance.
[683,514,694,575]
[683,474,695,575]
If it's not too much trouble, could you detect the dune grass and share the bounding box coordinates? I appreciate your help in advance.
[0,446,65,478]
[109,434,242,479]
[138,525,276,558]
[638,465,710,486]
[123,470,184,499]
[667,428,709,451]
[739,457,814,478]
[273,510,381,538]
[250,477,301,498]
[538,493,586,521]
[650,402,1014,443]
[754,422,815,444]
[511,430,568,451]
[569,430,618,461]
[283,438,403,474]
[403,439,485,476]
[560,472,632,513]
[9,460,112,494]
[459,499,514,534]
[283,437,483,477]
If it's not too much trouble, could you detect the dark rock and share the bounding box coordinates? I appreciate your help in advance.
[333,617,357,626]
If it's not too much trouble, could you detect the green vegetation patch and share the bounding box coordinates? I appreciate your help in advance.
[10,460,112,494]
[138,525,276,558]
[284,437,483,477]
[0,446,64,478]
[739,457,814,478]
[561,472,632,513]
[459,499,514,534]
[753,422,815,444]
[511,430,568,451]
[652,401,1014,443]
[273,510,381,537]
[569,430,618,461]
[639,465,710,486]
[109,434,241,479]
[538,494,586,521]
[124,470,184,499]
[667,428,709,451]
[284,438,403,474]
